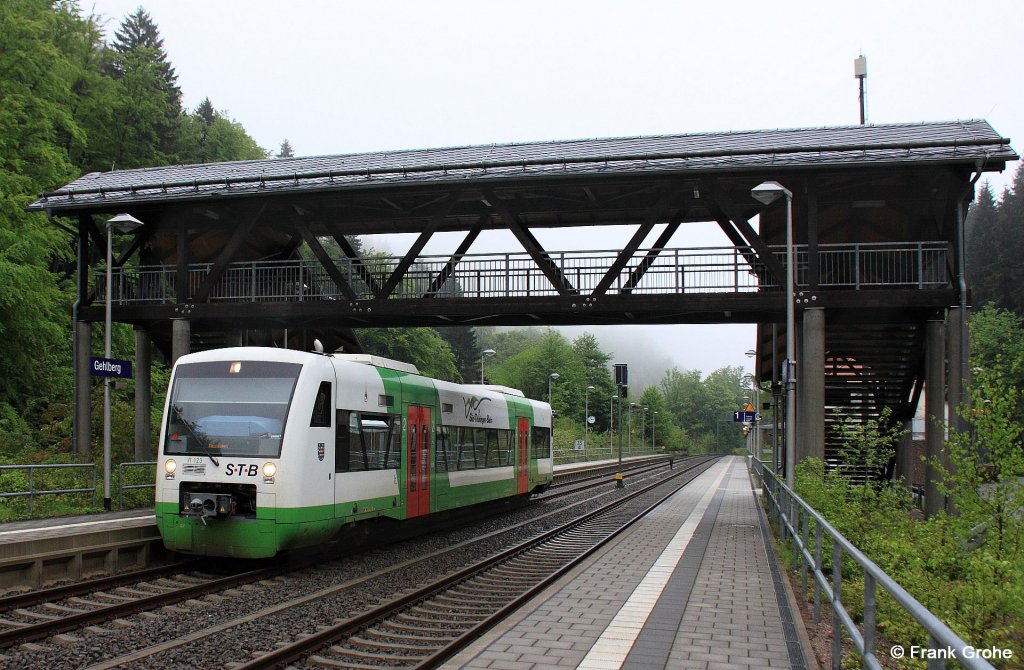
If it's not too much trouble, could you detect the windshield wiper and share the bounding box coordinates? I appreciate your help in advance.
[172,404,219,466]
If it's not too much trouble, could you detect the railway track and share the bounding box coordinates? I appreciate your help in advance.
[0,563,274,649]
[237,456,719,669]
[0,457,700,667]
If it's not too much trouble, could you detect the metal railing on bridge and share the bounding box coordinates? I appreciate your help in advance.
[99,242,949,304]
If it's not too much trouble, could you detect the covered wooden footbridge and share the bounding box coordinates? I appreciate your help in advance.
[31,119,1017,503]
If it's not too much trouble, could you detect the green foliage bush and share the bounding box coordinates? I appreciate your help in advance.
[793,388,1024,665]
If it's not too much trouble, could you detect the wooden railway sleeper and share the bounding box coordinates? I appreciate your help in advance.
[412,601,496,615]
[344,634,444,653]
[359,627,453,644]
[10,609,59,622]
[394,612,475,629]
[308,653,409,669]
[431,592,506,606]
[407,606,485,620]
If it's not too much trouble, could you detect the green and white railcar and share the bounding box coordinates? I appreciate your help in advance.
[156,347,553,558]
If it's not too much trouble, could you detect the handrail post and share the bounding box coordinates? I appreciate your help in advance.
[928,634,947,670]
[832,540,843,670]
[863,572,877,668]
[917,242,924,288]
[814,522,823,622]
[854,243,861,289]
[801,509,810,593]
[791,503,800,572]
[28,466,34,516]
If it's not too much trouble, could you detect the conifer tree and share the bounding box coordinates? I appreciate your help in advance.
[101,7,182,165]
[277,139,295,158]
[965,182,1000,308]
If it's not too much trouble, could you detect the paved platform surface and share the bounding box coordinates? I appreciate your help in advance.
[446,456,809,670]
[0,508,154,542]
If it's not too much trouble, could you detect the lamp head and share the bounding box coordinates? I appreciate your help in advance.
[751,181,792,206]
[482,349,496,357]
[106,212,144,234]
[549,372,560,381]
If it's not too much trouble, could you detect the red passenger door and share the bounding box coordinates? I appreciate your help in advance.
[517,417,529,495]
[406,405,431,518]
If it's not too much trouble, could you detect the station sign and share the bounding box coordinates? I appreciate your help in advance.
[90,357,133,379]
[732,410,758,423]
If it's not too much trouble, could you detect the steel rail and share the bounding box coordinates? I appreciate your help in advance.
[235,456,719,669]
[0,565,277,649]
[0,559,200,612]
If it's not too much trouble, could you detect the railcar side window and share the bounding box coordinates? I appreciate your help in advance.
[531,426,551,460]
[435,426,452,472]
[335,410,400,472]
[434,425,515,471]
[310,382,331,427]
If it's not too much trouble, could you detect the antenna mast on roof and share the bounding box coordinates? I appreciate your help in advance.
[854,54,868,125]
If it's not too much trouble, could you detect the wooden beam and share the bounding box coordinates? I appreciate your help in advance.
[294,221,359,300]
[192,202,268,302]
[486,190,576,296]
[622,213,684,293]
[377,193,459,299]
[175,217,189,303]
[424,214,485,298]
[78,214,94,308]
[323,222,383,297]
[592,190,678,297]
[273,234,303,261]
[704,182,786,287]
[806,188,820,290]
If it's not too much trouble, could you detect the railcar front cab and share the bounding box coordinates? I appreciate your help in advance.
[157,349,336,558]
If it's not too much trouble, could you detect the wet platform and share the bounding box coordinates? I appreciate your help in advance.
[447,456,813,670]
[0,509,159,591]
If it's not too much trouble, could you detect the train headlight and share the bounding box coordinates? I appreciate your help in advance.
[262,462,276,483]
[164,459,176,479]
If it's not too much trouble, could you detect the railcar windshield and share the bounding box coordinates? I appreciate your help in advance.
[163,360,301,458]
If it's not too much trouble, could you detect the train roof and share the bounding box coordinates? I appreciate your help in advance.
[331,353,419,374]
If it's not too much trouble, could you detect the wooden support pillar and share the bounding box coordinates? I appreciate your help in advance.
[172,319,190,366]
[946,306,966,434]
[924,317,946,518]
[896,419,915,487]
[800,307,825,463]
[74,320,92,457]
[134,327,152,461]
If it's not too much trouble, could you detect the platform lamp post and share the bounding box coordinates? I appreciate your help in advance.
[652,411,658,451]
[640,406,648,453]
[583,385,595,452]
[751,181,795,487]
[103,213,144,511]
[548,372,560,408]
[745,350,760,463]
[480,349,496,384]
